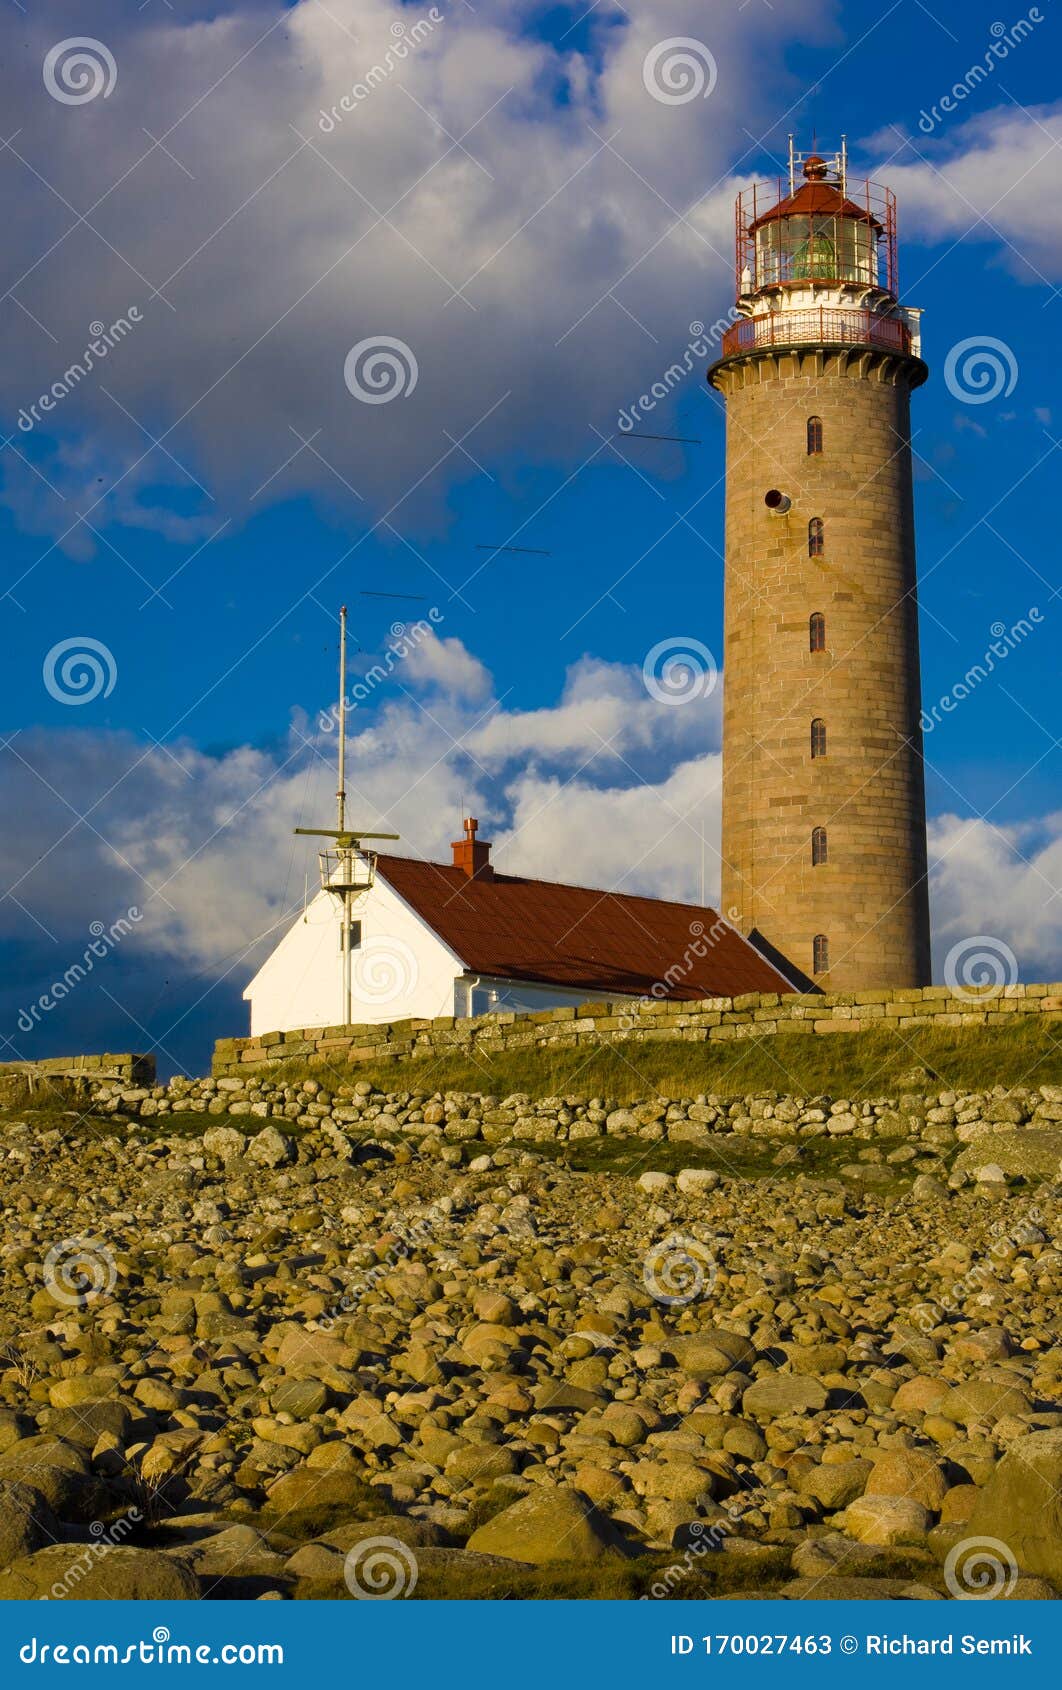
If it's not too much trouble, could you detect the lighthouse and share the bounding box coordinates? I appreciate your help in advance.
[708,140,931,991]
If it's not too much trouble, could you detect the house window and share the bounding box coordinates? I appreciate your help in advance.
[807,416,823,455]
[808,517,825,557]
[811,718,827,759]
[812,826,828,866]
[340,919,362,952]
[809,612,826,653]
[813,933,829,974]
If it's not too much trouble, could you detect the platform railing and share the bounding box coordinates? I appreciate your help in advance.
[720,307,911,359]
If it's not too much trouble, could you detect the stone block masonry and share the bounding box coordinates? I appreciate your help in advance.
[212,983,1062,1077]
[0,1052,155,1106]
[710,346,932,993]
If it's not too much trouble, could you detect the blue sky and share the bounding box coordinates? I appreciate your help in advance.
[2,0,1061,1074]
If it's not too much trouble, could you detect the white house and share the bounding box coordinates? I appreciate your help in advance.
[243,818,795,1036]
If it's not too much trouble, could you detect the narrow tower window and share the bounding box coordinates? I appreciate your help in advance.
[813,933,830,974]
[811,718,827,759]
[809,611,826,652]
[807,416,823,455]
[812,827,828,866]
[808,517,825,557]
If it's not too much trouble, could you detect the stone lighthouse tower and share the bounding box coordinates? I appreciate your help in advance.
[709,140,931,991]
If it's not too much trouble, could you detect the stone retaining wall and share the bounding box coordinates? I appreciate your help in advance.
[0,1052,155,1105]
[213,982,1062,1077]
[80,1069,1062,1154]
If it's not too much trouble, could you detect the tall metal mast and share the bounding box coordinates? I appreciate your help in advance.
[295,604,399,1027]
[336,604,347,834]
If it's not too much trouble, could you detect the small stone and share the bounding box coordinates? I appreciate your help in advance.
[248,1126,295,1167]
[675,1168,721,1194]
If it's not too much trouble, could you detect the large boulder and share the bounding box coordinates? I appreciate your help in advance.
[799,1459,872,1512]
[0,1439,100,1519]
[864,1450,949,1511]
[247,1126,295,1167]
[967,1429,1062,1583]
[202,1125,247,1161]
[670,1330,755,1380]
[742,1375,828,1422]
[843,1496,931,1546]
[0,1480,60,1565]
[938,1381,1032,1426]
[49,1400,132,1451]
[0,1546,199,1600]
[465,1485,631,1564]
[954,1129,1062,1181]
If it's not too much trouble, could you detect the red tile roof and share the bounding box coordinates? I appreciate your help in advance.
[374,854,794,999]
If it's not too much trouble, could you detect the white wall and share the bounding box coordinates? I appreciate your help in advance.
[244,873,465,1035]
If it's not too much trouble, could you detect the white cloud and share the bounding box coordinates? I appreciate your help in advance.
[467,653,720,765]
[497,752,719,903]
[881,104,1062,282]
[403,630,491,700]
[929,810,1062,982]
[1,0,832,549]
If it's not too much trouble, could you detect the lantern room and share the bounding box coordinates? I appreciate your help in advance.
[736,140,898,301]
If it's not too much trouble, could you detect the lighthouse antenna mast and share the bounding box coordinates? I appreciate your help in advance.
[337,604,347,834]
[293,602,419,1025]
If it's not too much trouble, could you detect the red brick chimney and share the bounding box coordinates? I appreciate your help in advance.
[451,816,493,881]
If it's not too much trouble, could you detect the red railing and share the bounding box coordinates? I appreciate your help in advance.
[735,178,898,299]
[720,307,911,360]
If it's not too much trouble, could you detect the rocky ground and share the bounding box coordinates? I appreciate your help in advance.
[0,1078,1060,1601]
